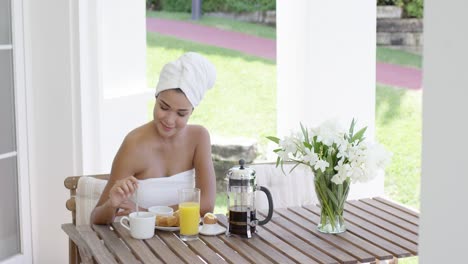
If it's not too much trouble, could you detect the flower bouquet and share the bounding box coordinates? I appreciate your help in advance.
[267,119,391,233]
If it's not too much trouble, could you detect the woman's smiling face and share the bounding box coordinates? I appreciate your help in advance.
[153,89,193,138]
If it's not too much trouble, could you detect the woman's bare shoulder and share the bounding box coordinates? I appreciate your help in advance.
[119,123,155,153]
[186,124,210,140]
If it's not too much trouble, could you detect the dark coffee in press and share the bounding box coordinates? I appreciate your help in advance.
[228,206,257,236]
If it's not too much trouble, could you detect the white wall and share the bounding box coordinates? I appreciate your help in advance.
[277,0,376,138]
[24,0,80,262]
[80,0,150,175]
[419,0,468,262]
[23,0,149,263]
[276,0,382,198]
[98,0,151,172]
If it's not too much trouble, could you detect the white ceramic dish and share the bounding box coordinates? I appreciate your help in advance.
[199,224,226,236]
[155,218,204,232]
[155,225,180,232]
[148,206,173,216]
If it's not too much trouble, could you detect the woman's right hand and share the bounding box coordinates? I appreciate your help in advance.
[108,176,139,208]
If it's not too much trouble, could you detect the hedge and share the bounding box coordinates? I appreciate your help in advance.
[149,0,420,18]
[148,0,275,13]
[377,0,424,18]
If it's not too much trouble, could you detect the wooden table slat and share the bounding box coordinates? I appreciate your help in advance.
[347,200,418,234]
[76,225,118,264]
[111,223,163,264]
[219,235,275,264]
[217,216,297,264]
[199,235,252,264]
[275,207,377,263]
[244,234,298,264]
[266,209,366,263]
[255,213,340,264]
[289,207,394,261]
[157,231,206,264]
[62,224,93,263]
[186,238,228,264]
[254,225,320,264]
[217,216,279,264]
[303,205,414,258]
[64,197,419,264]
[360,198,419,225]
[146,232,184,263]
[373,197,420,217]
[342,207,418,255]
[344,204,419,244]
[92,225,142,264]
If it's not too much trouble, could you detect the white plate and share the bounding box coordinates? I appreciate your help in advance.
[199,224,226,236]
[155,225,180,232]
[155,219,203,232]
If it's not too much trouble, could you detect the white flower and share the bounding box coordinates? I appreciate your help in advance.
[279,136,296,154]
[303,147,318,167]
[277,150,290,161]
[269,119,391,185]
[314,159,329,173]
[268,119,392,233]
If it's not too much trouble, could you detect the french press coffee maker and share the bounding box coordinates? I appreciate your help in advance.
[225,159,274,238]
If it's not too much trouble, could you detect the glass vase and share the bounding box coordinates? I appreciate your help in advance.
[313,170,350,234]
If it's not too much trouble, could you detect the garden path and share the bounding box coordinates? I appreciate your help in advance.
[147,17,422,90]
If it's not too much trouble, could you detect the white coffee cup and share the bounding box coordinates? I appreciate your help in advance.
[148,206,174,217]
[120,212,156,239]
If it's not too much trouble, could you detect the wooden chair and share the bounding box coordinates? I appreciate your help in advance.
[64,174,109,264]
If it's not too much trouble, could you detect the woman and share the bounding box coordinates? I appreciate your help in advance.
[91,52,217,224]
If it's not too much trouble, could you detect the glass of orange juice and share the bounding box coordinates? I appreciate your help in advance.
[178,188,200,241]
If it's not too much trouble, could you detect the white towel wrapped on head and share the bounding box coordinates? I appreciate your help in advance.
[155,52,216,107]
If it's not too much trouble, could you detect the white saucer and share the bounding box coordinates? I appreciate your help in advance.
[199,224,226,236]
[155,225,180,232]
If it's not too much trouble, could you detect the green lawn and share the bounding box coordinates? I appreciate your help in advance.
[376,85,422,210]
[147,11,276,39]
[377,47,422,68]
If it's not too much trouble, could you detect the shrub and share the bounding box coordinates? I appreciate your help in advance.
[161,0,191,12]
[151,0,275,13]
[203,0,276,13]
[377,0,402,5]
[147,0,162,10]
[403,0,423,18]
[377,0,423,18]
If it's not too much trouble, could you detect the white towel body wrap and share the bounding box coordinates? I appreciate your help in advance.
[75,170,195,225]
[132,169,195,209]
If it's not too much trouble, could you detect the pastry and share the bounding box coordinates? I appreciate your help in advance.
[155,211,180,227]
[156,215,168,227]
[203,213,217,225]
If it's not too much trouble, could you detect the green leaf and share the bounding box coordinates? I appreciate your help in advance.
[326,188,340,209]
[338,179,350,209]
[303,141,313,149]
[326,153,334,174]
[337,183,343,206]
[348,118,356,139]
[300,122,309,144]
[266,136,280,144]
[351,126,367,143]
[273,148,282,153]
[289,162,301,174]
[275,156,281,167]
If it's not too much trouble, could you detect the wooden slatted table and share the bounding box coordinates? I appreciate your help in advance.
[62,197,418,264]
